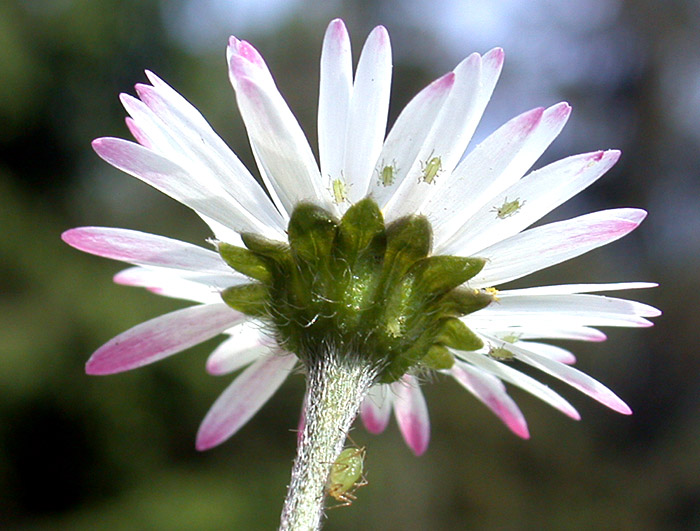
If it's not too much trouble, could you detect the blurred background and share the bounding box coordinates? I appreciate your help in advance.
[1,0,697,529]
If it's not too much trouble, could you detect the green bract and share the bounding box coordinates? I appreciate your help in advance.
[218,198,493,383]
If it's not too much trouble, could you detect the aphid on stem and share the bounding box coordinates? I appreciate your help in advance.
[326,442,367,508]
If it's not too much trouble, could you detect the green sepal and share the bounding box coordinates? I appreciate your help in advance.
[218,242,272,283]
[379,330,435,383]
[435,318,483,351]
[382,215,432,280]
[440,287,495,316]
[335,198,386,264]
[287,203,338,262]
[221,283,269,317]
[408,256,486,295]
[422,344,455,370]
[329,199,387,329]
[241,233,289,260]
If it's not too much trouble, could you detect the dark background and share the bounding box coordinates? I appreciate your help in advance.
[1,0,697,529]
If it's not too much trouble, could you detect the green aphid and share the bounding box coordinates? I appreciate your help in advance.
[420,154,443,184]
[501,332,522,344]
[326,447,367,507]
[491,197,526,219]
[488,344,515,361]
[378,161,398,187]
[331,178,349,204]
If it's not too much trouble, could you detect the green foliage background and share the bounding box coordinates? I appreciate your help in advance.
[1,1,696,529]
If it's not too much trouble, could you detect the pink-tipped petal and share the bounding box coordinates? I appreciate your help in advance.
[62,227,231,274]
[226,37,275,89]
[424,106,545,241]
[130,76,285,235]
[393,376,430,456]
[507,342,633,415]
[125,117,151,148]
[360,384,393,434]
[456,349,581,420]
[450,363,529,438]
[91,137,280,239]
[470,208,647,287]
[439,149,621,255]
[232,76,331,217]
[86,303,243,375]
[369,70,456,209]
[196,354,296,450]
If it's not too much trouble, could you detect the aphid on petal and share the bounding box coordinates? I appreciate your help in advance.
[491,197,526,219]
[377,160,398,187]
[488,343,515,361]
[420,153,443,184]
[331,177,349,204]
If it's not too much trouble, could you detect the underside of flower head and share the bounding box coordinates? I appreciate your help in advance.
[218,197,494,383]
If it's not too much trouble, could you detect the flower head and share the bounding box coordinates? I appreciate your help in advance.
[62,19,658,454]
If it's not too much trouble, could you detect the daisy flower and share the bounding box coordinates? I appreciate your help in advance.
[62,18,658,527]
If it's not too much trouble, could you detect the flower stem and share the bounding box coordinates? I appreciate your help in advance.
[279,351,377,530]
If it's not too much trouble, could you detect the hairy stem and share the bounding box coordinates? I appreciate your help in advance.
[279,352,377,530]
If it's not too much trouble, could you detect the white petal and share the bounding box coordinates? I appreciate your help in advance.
[516,341,577,364]
[196,354,296,450]
[468,208,647,286]
[86,303,243,375]
[206,323,276,375]
[360,384,393,434]
[478,293,660,327]
[230,69,331,217]
[368,72,455,209]
[114,267,229,303]
[441,150,620,255]
[383,58,482,219]
[500,282,658,296]
[454,351,580,419]
[392,375,430,455]
[450,362,529,438]
[92,138,282,239]
[318,19,353,191]
[468,321,607,342]
[344,25,392,203]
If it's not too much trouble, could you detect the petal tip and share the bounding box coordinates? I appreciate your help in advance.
[195,434,215,452]
[484,47,505,67]
[328,18,348,37]
[514,425,531,439]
